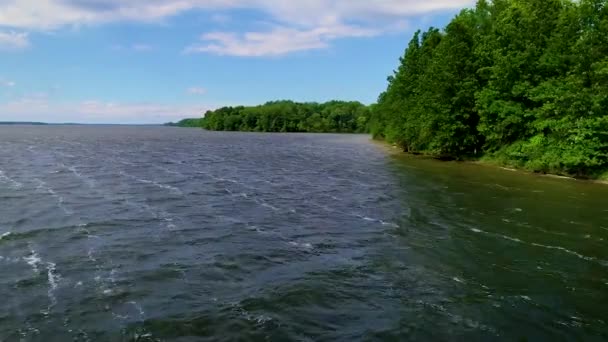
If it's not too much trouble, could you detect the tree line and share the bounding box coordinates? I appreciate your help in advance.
[370,0,608,177]
[198,101,370,133]
[165,118,203,127]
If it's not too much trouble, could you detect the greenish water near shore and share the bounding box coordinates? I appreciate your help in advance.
[384,149,608,340]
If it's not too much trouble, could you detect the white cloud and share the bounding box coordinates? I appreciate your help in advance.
[187,87,207,95]
[0,31,30,50]
[111,43,153,51]
[1,79,16,87]
[0,97,212,124]
[185,23,378,57]
[132,43,153,51]
[0,1,472,53]
[210,14,231,24]
[0,1,474,30]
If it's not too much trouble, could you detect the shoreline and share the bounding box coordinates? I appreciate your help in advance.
[370,138,608,186]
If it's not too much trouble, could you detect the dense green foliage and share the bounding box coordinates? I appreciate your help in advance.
[371,0,608,177]
[200,101,370,133]
[165,118,203,127]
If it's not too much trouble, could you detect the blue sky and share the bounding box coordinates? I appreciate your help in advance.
[0,0,473,124]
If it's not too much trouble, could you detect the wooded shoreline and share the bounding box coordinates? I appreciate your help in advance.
[173,0,608,180]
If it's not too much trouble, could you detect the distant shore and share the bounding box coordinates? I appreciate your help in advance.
[0,122,48,125]
[0,122,165,126]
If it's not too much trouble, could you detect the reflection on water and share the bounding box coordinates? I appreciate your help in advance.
[0,126,606,340]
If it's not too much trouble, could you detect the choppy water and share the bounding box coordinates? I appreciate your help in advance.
[0,126,607,341]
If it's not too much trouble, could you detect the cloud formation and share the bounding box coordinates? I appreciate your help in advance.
[0,31,30,50]
[132,43,153,52]
[185,23,378,57]
[0,1,473,29]
[0,96,212,124]
[1,79,16,87]
[187,87,207,95]
[0,0,473,55]
[111,43,153,52]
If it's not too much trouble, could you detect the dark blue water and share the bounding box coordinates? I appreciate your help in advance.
[0,126,607,341]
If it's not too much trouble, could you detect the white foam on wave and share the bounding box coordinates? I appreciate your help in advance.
[68,165,98,189]
[0,170,23,189]
[231,302,274,327]
[1,232,11,239]
[24,250,42,273]
[261,202,280,211]
[380,220,399,228]
[68,166,82,178]
[497,233,524,243]
[136,178,182,194]
[261,179,278,186]
[47,262,61,307]
[120,171,182,195]
[87,249,97,262]
[247,225,267,234]
[57,151,76,158]
[469,226,601,264]
[530,242,596,262]
[415,299,497,334]
[129,301,146,319]
[198,171,260,191]
[452,277,466,284]
[109,269,118,283]
[288,241,313,249]
[112,312,129,320]
[493,183,512,190]
[35,179,73,215]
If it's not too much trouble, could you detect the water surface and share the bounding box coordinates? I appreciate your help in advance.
[0,126,607,341]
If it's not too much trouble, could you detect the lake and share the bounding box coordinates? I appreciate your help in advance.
[0,126,607,341]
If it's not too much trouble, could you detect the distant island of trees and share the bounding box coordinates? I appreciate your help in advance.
[0,122,48,125]
[171,101,370,133]
[174,0,607,179]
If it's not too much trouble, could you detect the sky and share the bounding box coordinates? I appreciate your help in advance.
[0,0,474,124]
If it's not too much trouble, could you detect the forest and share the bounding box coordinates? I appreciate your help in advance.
[199,101,370,133]
[371,0,608,177]
[165,118,203,127]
